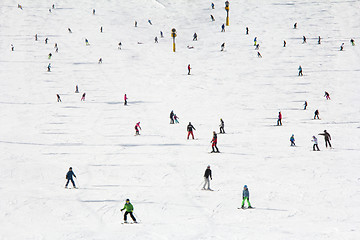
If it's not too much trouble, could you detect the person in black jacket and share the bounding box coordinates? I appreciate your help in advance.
[170,111,174,124]
[211,131,219,153]
[219,118,225,133]
[319,130,332,148]
[314,109,320,119]
[187,122,196,139]
[65,167,77,188]
[203,165,212,190]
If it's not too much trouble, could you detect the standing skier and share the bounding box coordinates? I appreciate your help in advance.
[290,134,295,146]
[340,43,344,51]
[188,64,191,75]
[203,165,212,190]
[48,53,52,59]
[75,85,79,93]
[318,36,321,44]
[314,109,320,119]
[81,93,86,101]
[35,34,38,41]
[57,94,61,102]
[100,26,103,33]
[47,63,51,72]
[68,28,72,33]
[319,130,332,148]
[294,22,297,29]
[118,42,122,49]
[277,112,282,126]
[85,39,90,46]
[193,33,198,41]
[254,37,257,46]
[211,131,220,153]
[170,110,174,124]
[135,122,141,135]
[211,2,214,9]
[241,185,252,209]
[257,51,262,58]
[65,167,77,188]
[246,27,249,35]
[221,24,225,32]
[304,101,307,110]
[154,36,158,43]
[221,42,225,51]
[174,114,179,123]
[160,31,163,38]
[283,40,286,47]
[124,94,128,105]
[98,58,102,64]
[303,36,307,43]
[350,38,355,46]
[121,199,137,223]
[148,19,152,25]
[312,136,320,151]
[324,91,330,100]
[45,38,48,44]
[210,15,215,21]
[219,118,225,133]
[187,122,196,139]
[93,9,95,15]
[298,65,303,76]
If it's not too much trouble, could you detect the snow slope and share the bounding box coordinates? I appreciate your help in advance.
[0,0,360,239]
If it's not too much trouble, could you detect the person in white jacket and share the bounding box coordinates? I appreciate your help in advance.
[312,136,320,151]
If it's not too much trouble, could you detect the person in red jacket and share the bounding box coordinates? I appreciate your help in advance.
[135,122,141,135]
[211,131,220,153]
[277,111,282,126]
[188,64,191,75]
[124,94,128,105]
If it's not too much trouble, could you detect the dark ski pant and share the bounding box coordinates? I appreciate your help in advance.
[313,144,320,151]
[124,211,136,222]
[291,141,295,146]
[124,100,127,105]
[65,179,76,188]
[187,131,194,139]
[277,119,282,126]
[170,118,174,124]
[325,139,332,148]
[212,143,219,152]
[220,127,225,133]
[314,115,319,119]
[242,197,251,207]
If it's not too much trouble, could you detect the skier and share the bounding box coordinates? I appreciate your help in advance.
[68,28,72,33]
[211,2,214,9]
[75,85,79,93]
[57,94,61,102]
[304,101,307,110]
[283,40,286,47]
[93,9,95,15]
[55,47,58,53]
[52,4,55,9]
[118,42,122,49]
[221,42,225,51]
[154,36,158,43]
[257,51,262,58]
[298,65,303,76]
[134,21,137,27]
[324,91,330,100]
[48,53,52,59]
[98,58,102,64]
[160,31,163,38]
[54,43,58,49]
[100,26,103,33]
[314,109,320,119]
[85,39,90,46]
[35,34,38,41]
[303,36,307,43]
[254,37,257,46]
[350,38,355,46]
[188,64,191,75]
[11,44,14,51]
[135,122,141,135]
[121,199,137,223]
[241,185,252,209]
[312,136,320,151]
[18,4,23,9]
[203,165,212,190]
[174,114,179,123]
[318,36,321,44]
[255,44,260,50]
[294,22,297,29]
[290,134,295,146]
[211,131,220,153]
[319,130,332,148]
[148,19,152,25]
[124,94,128,105]
[45,38,48,44]
[47,63,51,72]
[170,110,174,124]
[81,93,86,101]
[219,118,225,133]
[187,122,196,139]
[246,27,249,35]
[221,24,225,32]
[210,15,215,21]
[340,43,344,51]
[65,167,77,188]
[193,33,197,41]
[277,112,282,126]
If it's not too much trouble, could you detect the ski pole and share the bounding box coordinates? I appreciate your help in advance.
[133,212,141,222]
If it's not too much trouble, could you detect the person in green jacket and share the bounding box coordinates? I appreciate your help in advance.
[121,199,137,223]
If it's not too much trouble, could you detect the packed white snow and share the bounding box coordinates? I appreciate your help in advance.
[0,0,359,239]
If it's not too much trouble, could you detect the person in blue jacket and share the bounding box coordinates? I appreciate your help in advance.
[241,185,252,209]
[290,134,295,146]
[65,167,77,188]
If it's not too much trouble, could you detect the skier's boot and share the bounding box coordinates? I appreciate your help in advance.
[248,206,253,209]
[241,205,244,209]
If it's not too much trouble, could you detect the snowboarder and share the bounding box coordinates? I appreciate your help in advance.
[254,37,257,46]
[100,26,103,33]
[93,9,95,15]
[303,36,307,43]
[154,36,158,43]
[304,101,307,110]
[211,2,214,9]
[257,51,262,58]
[350,38,355,46]
[314,109,320,119]
[210,15,215,21]
[45,38,48,44]
[121,199,137,223]
[219,118,225,133]
[135,122,141,135]
[211,131,220,153]
[65,167,77,188]
[124,94,128,105]
[174,114,179,123]
[294,22,297,29]
[11,44,14,51]
[241,185,252,209]
[148,19,152,25]
[35,34,38,41]
[170,110,174,124]
[203,165,212,190]
[118,42,122,49]
[98,58,102,64]
[221,42,225,51]
[85,39,90,46]
[246,27,249,35]
[312,136,320,151]
[134,21,137,27]
[57,94,61,102]
[81,93,86,101]
[277,112,282,126]
[340,43,344,51]
[47,63,51,72]
[187,122,196,139]
[290,134,295,146]
[193,33,197,41]
[324,91,330,100]
[48,53,52,59]
[68,28,72,33]
[221,24,225,32]
[75,85,79,93]
[188,64,191,75]
[298,65,303,76]
[318,36,321,44]
[283,40,286,47]
[160,31,163,38]
[319,130,332,148]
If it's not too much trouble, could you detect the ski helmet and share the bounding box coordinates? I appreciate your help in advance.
[244,185,247,188]
[69,167,72,169]
[207,165,210,168]
[126,199,130,202]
